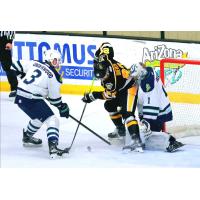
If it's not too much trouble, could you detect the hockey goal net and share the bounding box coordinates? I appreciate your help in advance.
[160,58,200,138]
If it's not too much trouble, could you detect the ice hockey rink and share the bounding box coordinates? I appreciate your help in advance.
[1,91,200,168]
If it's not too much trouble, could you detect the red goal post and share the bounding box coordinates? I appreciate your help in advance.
[160,58,200,137]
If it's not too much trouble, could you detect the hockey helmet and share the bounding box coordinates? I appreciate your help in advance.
[95,42,114,59]
[44,49,62,69]
[93,42,114,79]
[130,62,147,80]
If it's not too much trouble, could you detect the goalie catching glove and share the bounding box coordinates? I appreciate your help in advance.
[82,93,96,103]
[57,103,70,118]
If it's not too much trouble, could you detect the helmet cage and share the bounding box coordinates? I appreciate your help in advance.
[93,54,110,79]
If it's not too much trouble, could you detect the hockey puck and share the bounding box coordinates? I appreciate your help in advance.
[87,146,92,152]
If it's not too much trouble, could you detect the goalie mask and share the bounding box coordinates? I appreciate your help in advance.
[44,49,62,70]
[130,62,147,80]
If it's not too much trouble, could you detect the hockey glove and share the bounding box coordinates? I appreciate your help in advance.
[140,119,152,140]
[82,93,96,103]
[57,103,70,118]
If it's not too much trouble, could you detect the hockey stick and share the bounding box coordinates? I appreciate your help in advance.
[68,79,97,151]
[69,114,111,145]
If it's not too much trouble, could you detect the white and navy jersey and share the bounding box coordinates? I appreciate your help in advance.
[16,60,63,107]
[137,67,173,123]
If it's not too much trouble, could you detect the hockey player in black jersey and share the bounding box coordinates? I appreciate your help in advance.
[82,42,143,152]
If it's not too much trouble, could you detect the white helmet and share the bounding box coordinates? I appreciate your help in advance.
[44,49,62,68]
[130,62,147,80]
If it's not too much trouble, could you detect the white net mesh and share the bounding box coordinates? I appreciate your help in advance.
[160,59,200,137]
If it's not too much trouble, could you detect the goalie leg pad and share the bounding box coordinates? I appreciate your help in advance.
[144,131,170,151]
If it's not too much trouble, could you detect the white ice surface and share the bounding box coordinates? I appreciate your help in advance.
[1,92,200,168]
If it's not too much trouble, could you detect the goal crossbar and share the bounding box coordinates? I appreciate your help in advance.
[160,58,200,84]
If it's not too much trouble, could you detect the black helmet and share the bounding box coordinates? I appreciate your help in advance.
[95,42,114,59]
[93,42,114,79]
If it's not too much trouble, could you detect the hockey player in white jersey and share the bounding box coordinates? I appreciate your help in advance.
[14,50,70,158]
[129,62,184,152]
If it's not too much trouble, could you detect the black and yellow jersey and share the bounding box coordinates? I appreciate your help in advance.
[93,59,136,100]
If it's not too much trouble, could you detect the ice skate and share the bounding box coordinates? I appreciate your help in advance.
[108,125,126,145]
[123,135,144,153]
[23,129,42,146]
[166,140,185,152]
[48,141,69,159]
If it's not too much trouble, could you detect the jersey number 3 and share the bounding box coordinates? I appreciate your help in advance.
[23,69,42,84]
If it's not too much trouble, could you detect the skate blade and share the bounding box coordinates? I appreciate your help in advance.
[23,143,42,147]
[122,147,144,154]
[179,143,185,148]
[166,143,185,153]
[134,147,144,153]
[166,147,184,153]
[49,154,57,159]
[166,149,181,153]
[49,152,69,159]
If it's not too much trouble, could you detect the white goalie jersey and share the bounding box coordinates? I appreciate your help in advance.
[137,67,173,123]
[12,60,62,105]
